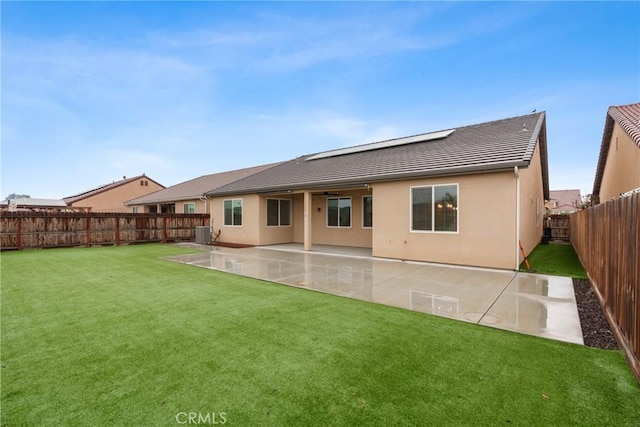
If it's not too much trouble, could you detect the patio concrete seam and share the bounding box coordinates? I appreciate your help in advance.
[477,271,519,325]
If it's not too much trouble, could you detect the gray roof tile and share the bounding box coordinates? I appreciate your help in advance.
[125,163,281,205]
[593,103,640,195]
[209,112,548,197]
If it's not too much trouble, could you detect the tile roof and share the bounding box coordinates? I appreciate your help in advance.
[208,112,549,198]
[593,102,640,196]
[125,163,282,205]
[64,174,164,205]
[548,189,582,209]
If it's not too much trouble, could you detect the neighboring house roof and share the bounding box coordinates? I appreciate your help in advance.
[593,103,640,196]
[0,198,67,208]
[63,174,164,205]
[125,163,282,205]
[548,189,581,210]
[208,112,549,199]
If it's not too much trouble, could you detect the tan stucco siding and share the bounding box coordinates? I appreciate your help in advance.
[305,189,372,248]
[372,172,517,270]
[257,196,295,245]
[210,195,261,245]
[518,141,545,263]
[291,190,373,247]
[70,179,164,212]
[599,123,640,201]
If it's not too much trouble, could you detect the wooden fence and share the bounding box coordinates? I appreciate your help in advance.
[0,212,210,250]
[546,214,570,241]
[570,192,639,383]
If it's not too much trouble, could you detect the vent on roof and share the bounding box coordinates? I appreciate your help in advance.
[306,129,456,161]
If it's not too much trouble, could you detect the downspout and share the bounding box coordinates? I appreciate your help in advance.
[199,195,209,214]
[514,166,520,271]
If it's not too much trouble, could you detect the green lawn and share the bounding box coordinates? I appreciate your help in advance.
[520,243,588,279]
[2,244,638,426]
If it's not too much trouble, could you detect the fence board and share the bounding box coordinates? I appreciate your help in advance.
[0,212,210,250]
[571,193,640,384]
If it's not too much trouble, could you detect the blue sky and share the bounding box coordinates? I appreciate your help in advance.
[2,1,638,199]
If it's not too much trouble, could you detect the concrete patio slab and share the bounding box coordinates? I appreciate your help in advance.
[165,244,584,345]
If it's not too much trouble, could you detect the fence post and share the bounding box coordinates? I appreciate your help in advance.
[86,215,91,247]
[17,216,22,250]
[163,216,168,243]
[115,216,121,246]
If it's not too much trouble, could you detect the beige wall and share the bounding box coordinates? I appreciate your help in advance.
[599,123,640,201]
[208,158,546,270]
[372,172,517,270]
[295,189,372,248]
[210,195,261,245]
[70,178,164,212]
[518,141,546,264]
[211,190,372,247]
[129,198,209,214]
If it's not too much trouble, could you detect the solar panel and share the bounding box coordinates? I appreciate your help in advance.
[306,129,456,161]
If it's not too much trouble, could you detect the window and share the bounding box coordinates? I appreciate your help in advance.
[267,199,291,226]
[411,184,458,232]
[363,196,373,228]
[327,197,351,228]
[183,202,195,214]
[224,199,242,226]
[161,203,175,213]
[132,207,138,213]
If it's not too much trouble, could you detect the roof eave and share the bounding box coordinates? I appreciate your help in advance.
[209,161,530,197]
[593,112,616,196]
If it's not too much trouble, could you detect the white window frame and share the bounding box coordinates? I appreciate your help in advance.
[326,197,352,228]
[362,195,373,229]
[266,198,292,227]
[132,206,138,213]
[410,183,459,234]
[183,202,196,214]
[223,198,243,227]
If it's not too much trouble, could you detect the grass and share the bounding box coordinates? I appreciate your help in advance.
[2,244,638,426]
[520,243,588,279]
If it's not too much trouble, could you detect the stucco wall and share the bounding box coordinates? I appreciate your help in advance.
[599,123,640,201]
[304,189,373,248]
[70,178,164,212]
[518,141,545,264]
[210,195,261,245]
[257,196,295,245]
[372,172,517,270]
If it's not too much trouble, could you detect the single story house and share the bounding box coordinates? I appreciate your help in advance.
[545,189,582,214]
[206,112,549,270]
[125,164,280,214]
[593,103,640,202]
[64,174,164,213]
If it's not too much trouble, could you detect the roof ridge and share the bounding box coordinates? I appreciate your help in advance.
[64,174,160,203]
[303,111,546,160]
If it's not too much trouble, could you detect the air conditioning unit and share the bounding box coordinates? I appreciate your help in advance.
[195,226,212,245]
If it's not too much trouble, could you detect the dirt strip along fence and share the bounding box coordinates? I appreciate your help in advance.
[570,192,640,384]
[0,212,210,250]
